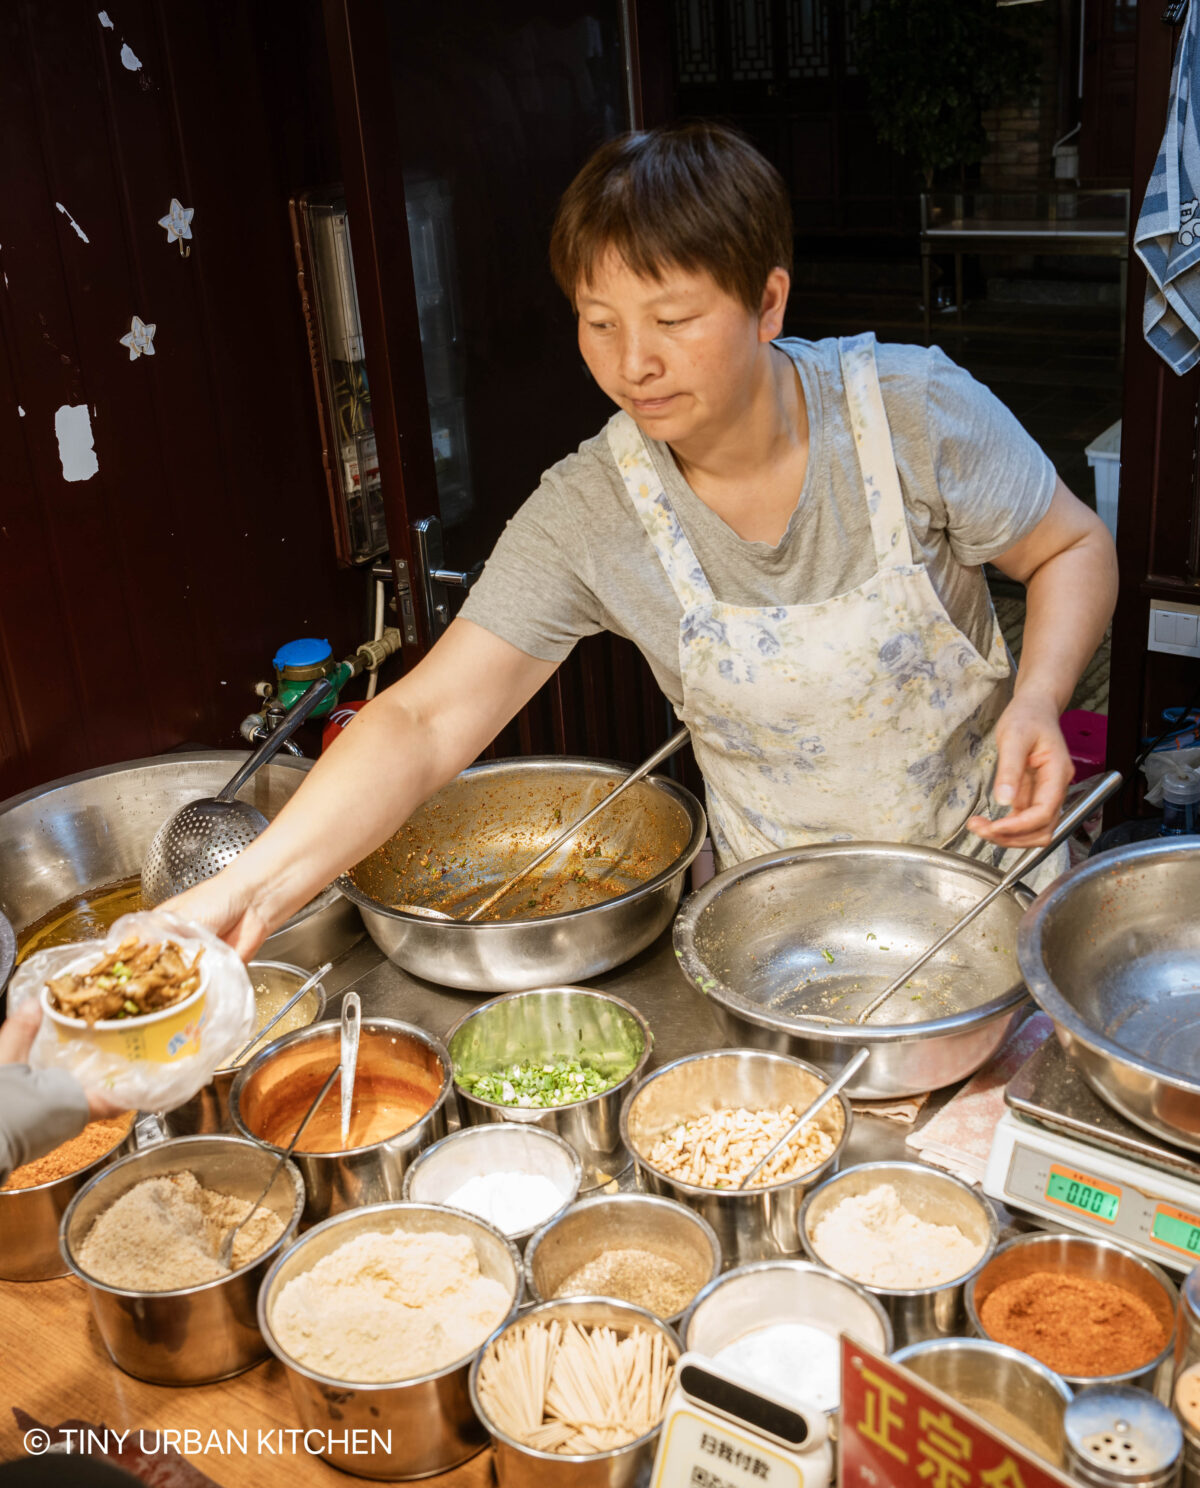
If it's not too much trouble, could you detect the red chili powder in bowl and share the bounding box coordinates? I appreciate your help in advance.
[978,1270,1167,1377]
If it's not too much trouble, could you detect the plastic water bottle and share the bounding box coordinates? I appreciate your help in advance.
[1160,768,1200,837]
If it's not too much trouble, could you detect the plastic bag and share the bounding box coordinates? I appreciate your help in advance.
[1141,746,1200,806]
[7,910,255,1114]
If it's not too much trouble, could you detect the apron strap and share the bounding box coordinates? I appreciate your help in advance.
[606,410,715,610]
[838,333,916,570]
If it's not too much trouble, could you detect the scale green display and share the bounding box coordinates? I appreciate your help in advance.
[984,1109,1200,1273]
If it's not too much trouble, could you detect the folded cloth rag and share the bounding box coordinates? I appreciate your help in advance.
[1135,0,1200,374]
[906,1013,1054,1184]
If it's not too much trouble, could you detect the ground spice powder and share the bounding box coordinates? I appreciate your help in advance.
[979,1270,1167,1377]
[1,1112,134,1191]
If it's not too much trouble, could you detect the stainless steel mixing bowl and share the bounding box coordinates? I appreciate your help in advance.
[60,1134,305,1384]
[339,756,705,992]
[1018,837,1200,1152]
[0,752,361,968]
[260,1201,523,1479]
[674,842,1035,1099]
[446,987,652,1189]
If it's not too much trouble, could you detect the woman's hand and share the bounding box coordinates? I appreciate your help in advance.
[967,692,1075,849]
[163,874,273,962]
[0,1000,126,1120]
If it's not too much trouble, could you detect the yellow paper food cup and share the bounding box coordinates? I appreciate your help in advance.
[42,961,209,1064]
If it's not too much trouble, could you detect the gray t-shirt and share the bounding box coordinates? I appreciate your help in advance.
[460,338,1056,708]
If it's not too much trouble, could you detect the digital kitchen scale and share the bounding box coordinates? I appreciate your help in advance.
[984,1038,1200,1273]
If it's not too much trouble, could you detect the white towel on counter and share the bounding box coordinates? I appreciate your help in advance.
[1135,0,1200,374]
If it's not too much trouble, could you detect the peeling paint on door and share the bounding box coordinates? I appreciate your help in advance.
[98,10,113,28]
[120,43,142,71]
[55,405,99,483]
[55,203,90,243]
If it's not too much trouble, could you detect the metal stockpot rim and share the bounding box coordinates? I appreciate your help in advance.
[674,841,1033,1046]
[892,1335,1075,1404]
[257,1200,524,1391]
[1017,837,1200,1100]
[228,1015,452,1158]
[798,1160,1000,1299]
[522,1191,724,1324]
[468,1293,681,1462]
[401,1123,583,1246]
[58,1133,305,1298]
[336,754,706,929]
[619,1048,853,1199]
[964,1230,1179,1388]
[445,986,654,1117]
[678,1255,895,1413]
[216,960,329,1074]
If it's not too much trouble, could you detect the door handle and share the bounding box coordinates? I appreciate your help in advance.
[413,515,483,639]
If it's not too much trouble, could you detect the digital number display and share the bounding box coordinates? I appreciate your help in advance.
[1046,1168,1120,1222]
[1152,1207,1200,1257]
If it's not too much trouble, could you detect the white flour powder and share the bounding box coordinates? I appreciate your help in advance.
[808,1183,983,1289]
[271,1229,510,1382]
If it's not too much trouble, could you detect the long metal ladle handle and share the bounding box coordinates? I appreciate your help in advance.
[225,961,332,1070]
[216,676,336,802]
[218,1061,340,1269]
[855,770,1123,1025]
[464,727,691,922]
[340,991,361,1148]
[739,1047,871,1189]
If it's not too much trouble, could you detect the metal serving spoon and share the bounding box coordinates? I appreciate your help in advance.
[217,1061,340,1270]
[224,962,331,1070]
[850,771,1122,1026]
[397,727,690,923]
[737,1047,870,1189]
[340,991,361,1148]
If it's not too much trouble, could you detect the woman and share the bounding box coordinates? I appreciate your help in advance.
[173,121,1117,956]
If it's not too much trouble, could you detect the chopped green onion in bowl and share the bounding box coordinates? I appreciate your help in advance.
[456,1054,633,1109]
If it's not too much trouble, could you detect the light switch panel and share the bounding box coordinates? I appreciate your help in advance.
[1148,599,1200,658]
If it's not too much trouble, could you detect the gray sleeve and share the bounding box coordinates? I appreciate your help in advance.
[0,1064,90,1184]
[923,347,1057,565]
[458,476,606,662]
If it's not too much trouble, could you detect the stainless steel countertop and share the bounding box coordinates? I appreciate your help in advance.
[320,925,962,1168]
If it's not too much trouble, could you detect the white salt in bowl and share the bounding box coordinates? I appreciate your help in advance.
[259,1200,523,1479]
[798,1160,998,1350]
[680,1258,892,1422]
[401,1122,581,1253]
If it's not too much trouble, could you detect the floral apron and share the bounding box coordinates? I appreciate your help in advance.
[606,332,1067,889]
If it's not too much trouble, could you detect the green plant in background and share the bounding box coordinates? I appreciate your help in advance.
[855,0,1042,187]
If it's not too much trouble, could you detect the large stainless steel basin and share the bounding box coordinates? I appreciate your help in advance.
[341,756,706,992]
[1019,837,1200,1152]
[674,842,1033,1099]
[0,752,361,968]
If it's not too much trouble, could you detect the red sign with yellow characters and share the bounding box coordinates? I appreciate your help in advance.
[839,1337,1076,1488]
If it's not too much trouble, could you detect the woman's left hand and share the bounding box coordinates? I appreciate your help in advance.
[966,692,1075,849]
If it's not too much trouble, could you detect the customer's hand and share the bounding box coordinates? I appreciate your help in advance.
[967,693,1074,850]
[0,999,126,1119]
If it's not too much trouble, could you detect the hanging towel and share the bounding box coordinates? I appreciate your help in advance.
[1134,0,1200,374]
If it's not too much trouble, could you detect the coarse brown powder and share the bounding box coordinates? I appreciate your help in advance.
[78,1170,285,1289]
[1,1112,135,1191]
[552,1247,699,1317]
[979,1270,1167,1377]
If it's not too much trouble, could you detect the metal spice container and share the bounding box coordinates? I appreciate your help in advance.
[1064,1387,1182,1488]
[1172,1270,1200,1487]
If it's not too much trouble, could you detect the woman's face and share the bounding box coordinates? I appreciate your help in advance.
[575,253,786,448]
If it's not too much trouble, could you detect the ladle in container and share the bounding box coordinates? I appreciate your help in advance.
[217,1060,340,1270]
[398,727,690,922]
[141,676,335,907]
[339,991,361,1148]
[848,770,1122,1026]
[737,1046,870,1189]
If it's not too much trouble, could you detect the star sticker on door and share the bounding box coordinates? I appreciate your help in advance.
[119,316,156,360]
[158,198,194,244]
